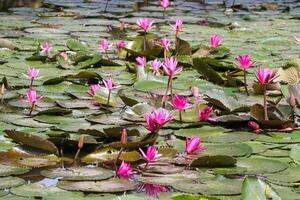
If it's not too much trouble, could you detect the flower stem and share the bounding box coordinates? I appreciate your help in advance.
[263,85,268,121]
[179,110,182,122]
[244,69,249,96]
[143,32,147,51]
[105,50,109,60]
[162,76,172,108]
[164,49,167,59]
[114,147,124,173]
[106,90,111,112]
[163,8,165,19]
[104,0,109,12]
[30,79,33,89]
[143,161,149,171]
[29,102,35,116]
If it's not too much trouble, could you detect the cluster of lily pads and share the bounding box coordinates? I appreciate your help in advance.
[1,0,300,199]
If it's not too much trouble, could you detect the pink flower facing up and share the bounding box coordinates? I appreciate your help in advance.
[145,108,173,133]
[26,89,43,104]
[151,59,162,75]
[117,161,136,179]
[40,42,52,55]
[171,19,183,37]
[89,84,100,96]
[160,0,170,9]
[294,35,300,45]
[27,68,39,80]
[210,35,222,48]
[137,18,154,32]
[162,57,183,77]
[185,137,207,155]
[139,183,170,197]
[116,40,126,50]
[136,56,146,67]
[171,95,190,112]
[199,106,213,121]
[255,67,275,85]
[100,39,109,51]
[236,54,256,70]
[139,146,160,162]
[103,77,119,91]
[160,38,171,51]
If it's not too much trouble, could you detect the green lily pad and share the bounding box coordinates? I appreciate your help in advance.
[0,176,26,189]
[191,155,237,168]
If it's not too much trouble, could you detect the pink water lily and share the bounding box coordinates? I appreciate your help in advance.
[171,95,190,111]
[151,59,162,75]
[89,84,100,96]
[145,108,173,133]
[210,35,222,48]
[248,121,263,134]
[40,42,52,55]
[255,67,275,85]
[59,52,68,61]
[116,40,126,50]
[185,137,207,155]
[160,0,170,9]
[139,146,160,162]
[236,54,256,69]
[162,57,183,76]
[136,56,146,67]
[139,183,170,197]
[294,35,300,45]
[137,18,154,32]
[199,106,213,121]
[171,19,183,37]
[117,161,136,179]
[100,38,109,51]
[160,38,171,51]
[26,89,43,116]
[103,77,119,91]
[27,68,39,80]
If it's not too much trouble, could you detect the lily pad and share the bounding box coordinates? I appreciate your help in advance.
[0,176,26,189]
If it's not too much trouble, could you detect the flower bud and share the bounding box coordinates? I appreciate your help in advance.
[121,128,127,146]
[78,135,85,149]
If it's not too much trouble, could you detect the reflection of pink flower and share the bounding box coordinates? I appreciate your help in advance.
[136,56,146,67]
[40,42,52,55]
[199,106,213,121]
[171,19,183,35]
[160,38,171,51]
[117,161,136,179]
[27,68,39,80]
[295,35,300,45]
[145,108,173,133]
[89,84,100,96]
[160,0,170,9]
[185,137,207,155]
[139,146,160,162]
[255,67,275,85]
[210,35,222,48]
[116,40,126,49]
[236,54,256,69]
[171,95,190,111]
[100,39,109,51]
[103,77,119,91]
[151,59,162,75]
[139,183,170,197]
[137,18,154,32]
[162,57,183,76]
[26,89,43,104]
[248,121,263,134]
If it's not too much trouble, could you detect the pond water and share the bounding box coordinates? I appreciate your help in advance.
[0,0,300,199]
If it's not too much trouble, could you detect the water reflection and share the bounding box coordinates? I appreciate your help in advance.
[0,0,42,11]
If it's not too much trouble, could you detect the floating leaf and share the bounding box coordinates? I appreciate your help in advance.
[191,155,237,167]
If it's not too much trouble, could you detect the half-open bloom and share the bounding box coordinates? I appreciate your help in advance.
[171,19,183,34]
[295,35,300,45]
[255,67,275,85]
[137,18,154,32]
[199,106,213,121]
[116,40,126,49]
[40,42,52,55]
[160,0,170,9]
[210,35,222,48]
[100,39,109,51]
[160,38,171,51]
[103,77,119,91]
[145,108,173,133]
[236,54,256,69]
[162,57,183,76]
[136,56,146,67]
[117,161,136,179]
[171,95,190,111]
[191,86,200,98]
[185,137,207,154]
[151,59,162,75]
[26,89,43,104]
[139,146,160,162]
[27,68,39,80]
[89,84,100,96]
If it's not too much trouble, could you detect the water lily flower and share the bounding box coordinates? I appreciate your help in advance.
[139,183,170,197]
[171,19,183,38]
[294,35,300,45]
[89,84,100,96]
[191,86,200,104]
[40,42,52,55]
[116,40,126,50]
[248,121,263,134]
[199,106,213,121]
[160,0,170,9]
[151,59,162,75]
[27,68,39,80]
[117,161,136,179]
[136,56,147,67]
[236,54,256,96]
[137,18,154,32]
[26,89,43,116]
[139,146,160,162]
[145,108,173,133]
[160,38,171,51]
[59,52,68,61]
[171,95,191,122]
[103,77,119,110]
[100,38,109,51]
[210,35,222,48]
[255,67,276,121]
[185,137,207,155]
